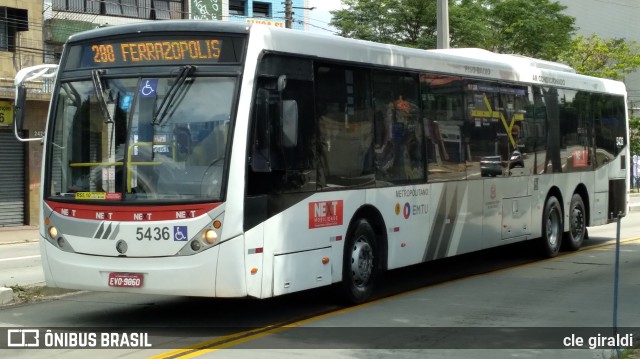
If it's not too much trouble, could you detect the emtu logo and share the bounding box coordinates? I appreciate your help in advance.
[308,200,343,229]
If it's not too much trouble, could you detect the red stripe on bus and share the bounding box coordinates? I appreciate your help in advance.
[45,200,221,221]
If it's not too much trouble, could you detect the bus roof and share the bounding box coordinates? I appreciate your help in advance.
[254,25,626,96]
[67,20,251,43]
[65,20,626,96]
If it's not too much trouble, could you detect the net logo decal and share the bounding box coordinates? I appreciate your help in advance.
[309,200,343,229]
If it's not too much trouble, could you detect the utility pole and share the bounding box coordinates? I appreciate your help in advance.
[436,0,450,49]
[285,0,293,29]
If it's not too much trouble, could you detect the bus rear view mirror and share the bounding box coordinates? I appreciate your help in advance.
[14,85,26,133]
[281,100,298,148]
[277,74,287,93]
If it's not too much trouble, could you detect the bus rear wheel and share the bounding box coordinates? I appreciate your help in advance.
[342,219,378,304]
[564,194,586,251]
[540,196,563,257]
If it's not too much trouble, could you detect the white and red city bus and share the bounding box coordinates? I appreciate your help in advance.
[14,21,628,303]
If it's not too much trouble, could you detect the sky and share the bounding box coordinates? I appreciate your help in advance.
[307,0,343,34]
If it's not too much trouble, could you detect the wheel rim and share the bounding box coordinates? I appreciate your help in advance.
[546,206,560,248]
[350,236,374,288]
[571,205,585,241]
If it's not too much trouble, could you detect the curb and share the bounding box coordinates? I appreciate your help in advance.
[0,287,13,305]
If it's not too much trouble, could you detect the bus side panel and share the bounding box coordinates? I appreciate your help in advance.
[593,165,610,225]
[367,185,431,270]
[579,171,597,225]
[442,181,484,258]
[272,247,332,296]
[216,235,247,297]
[244,223,264,298]
[435,180,483,257]
[483,176,531,249]
[259,191,365,297]
[39,234,57,287]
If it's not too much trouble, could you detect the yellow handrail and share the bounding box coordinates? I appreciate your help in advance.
[68,141,174,193]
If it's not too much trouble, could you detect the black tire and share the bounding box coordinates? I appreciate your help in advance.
[341,219,379,304]
[540,196,563,257]
[564,194,586,251]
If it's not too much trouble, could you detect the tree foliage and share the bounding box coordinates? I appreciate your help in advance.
[485,0,575,60]
[559,34,640,81]
[330,0,436,48]
[330,0,575,60]
[448,0,491,49]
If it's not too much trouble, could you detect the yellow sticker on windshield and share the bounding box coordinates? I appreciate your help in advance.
[75,192,106,200]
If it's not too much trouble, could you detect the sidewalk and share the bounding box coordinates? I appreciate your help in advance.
[0,226,41,304]
[0,226,40,245]
[629,192,640,211]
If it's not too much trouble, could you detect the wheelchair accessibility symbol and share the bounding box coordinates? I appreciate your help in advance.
[139,79,158,97]
[173,226,188,241]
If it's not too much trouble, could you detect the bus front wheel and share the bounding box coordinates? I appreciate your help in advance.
[540,196,563,257]
[342,219,379,304]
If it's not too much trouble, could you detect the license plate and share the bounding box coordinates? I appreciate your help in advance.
[108,272,143,288]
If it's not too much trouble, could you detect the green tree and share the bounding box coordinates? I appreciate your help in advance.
[559,34,640,81]
[486,0,575,60]
[330,0,436,48]
[330,0,575,61]
[449,0,492,49]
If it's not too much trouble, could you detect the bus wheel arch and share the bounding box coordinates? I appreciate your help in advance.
[341,205,388,304]
[564,187,588,251]
[540,189,563,257]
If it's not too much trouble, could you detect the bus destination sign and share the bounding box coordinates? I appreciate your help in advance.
[92,39,221,64]
[70,36,244,68]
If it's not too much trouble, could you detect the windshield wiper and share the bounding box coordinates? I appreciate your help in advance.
[91,69,114,124]
[152,65,196,126]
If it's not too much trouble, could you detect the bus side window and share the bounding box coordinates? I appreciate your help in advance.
[315,64,375,188]
[247,55,317,195]
[373,70,423,184]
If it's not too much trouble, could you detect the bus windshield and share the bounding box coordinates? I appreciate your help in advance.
[47,74,235,202]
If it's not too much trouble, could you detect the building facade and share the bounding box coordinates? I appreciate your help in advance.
[0,0,49,226]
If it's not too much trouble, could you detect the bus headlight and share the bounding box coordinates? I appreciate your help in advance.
[48,226,58,239]
[203,229,218,244]
[177,213,224,256]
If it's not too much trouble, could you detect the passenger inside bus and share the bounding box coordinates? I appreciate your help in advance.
[376,94,421,181]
